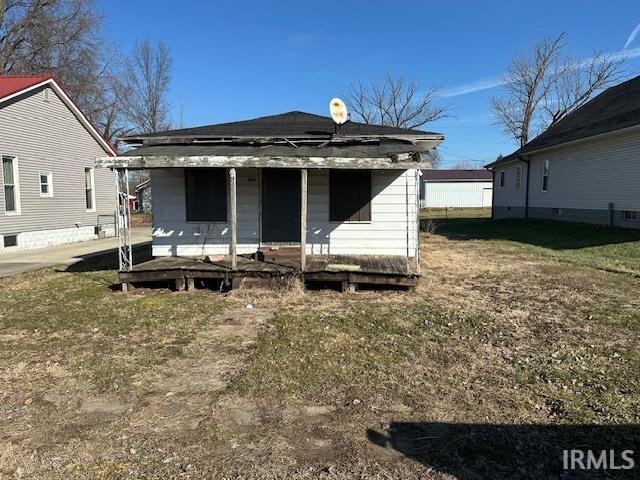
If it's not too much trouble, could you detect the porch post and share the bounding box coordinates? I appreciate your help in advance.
[300,168,307,271]
[229,168,237,270]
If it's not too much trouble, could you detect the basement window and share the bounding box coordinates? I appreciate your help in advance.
[329,170,372,222]
[3,234,17,247]
[553,208,562,216]
[624,211,638,221]
[185,168,227,222]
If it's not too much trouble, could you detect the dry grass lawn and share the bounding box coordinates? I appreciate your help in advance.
[1,220,639,479]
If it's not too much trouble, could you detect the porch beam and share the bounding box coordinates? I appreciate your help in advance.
[96,155,432,171]
[229,168,237,270]
[300,169,307,271]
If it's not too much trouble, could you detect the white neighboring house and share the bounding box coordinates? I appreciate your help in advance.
[487,75,640,229]
[0,75,118,251]
[419,169,493,208]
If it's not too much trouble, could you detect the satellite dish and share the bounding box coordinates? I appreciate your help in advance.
[329,98,348,125]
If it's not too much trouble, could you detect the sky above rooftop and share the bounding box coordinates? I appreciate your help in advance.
[100,0,640,168]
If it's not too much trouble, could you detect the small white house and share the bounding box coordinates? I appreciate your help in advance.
[419,169,492,208]
[97,111,444,290]
[487,75,640,229]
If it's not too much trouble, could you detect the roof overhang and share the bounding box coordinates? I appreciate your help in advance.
[96,154,433,171]
[0,77,116,156]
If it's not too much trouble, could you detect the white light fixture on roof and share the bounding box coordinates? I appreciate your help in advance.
[329,98,348,134]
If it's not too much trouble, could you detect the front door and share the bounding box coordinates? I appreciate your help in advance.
[261,169,301,243]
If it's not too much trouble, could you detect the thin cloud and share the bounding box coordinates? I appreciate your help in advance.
[439,77,505,98]
[440,46,640,99]
[624,21,640,49]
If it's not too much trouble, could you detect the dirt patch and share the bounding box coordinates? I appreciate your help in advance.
[1,232,639,478]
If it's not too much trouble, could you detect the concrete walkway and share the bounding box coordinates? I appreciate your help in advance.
[0,227,152,278]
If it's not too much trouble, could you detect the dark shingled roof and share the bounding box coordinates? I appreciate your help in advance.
[126,111,440,140]
[122,143,431,159]
[421,169,492,181]
[488,74,640,168]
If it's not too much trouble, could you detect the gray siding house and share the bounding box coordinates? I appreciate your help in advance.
[0,75,117,251]
[487,75,640,229]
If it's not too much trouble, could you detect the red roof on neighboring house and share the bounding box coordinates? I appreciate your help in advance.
[0,74,116,155]
[0,74,52,101]
[421,169,493,181]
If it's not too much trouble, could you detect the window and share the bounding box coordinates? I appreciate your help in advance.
[2,156,19,214]
[515,166,522,192]
[3,234,17,247]
[329,170,371,222]
[185,168,227,222]
[542,159,550,192]
[499,170,505,188]
[84,167,95,210]
[553,208,562,216]
[624,210,638,221]
[39,172,53,197]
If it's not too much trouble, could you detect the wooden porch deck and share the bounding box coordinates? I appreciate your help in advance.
[119,254,417,291]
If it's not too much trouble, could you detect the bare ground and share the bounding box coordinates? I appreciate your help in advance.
[0,231,638,479]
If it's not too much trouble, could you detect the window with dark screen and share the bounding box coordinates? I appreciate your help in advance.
[329,170,372,222]
[185,169,227,222]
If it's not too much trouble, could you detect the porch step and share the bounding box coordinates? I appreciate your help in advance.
[256,246,302,263]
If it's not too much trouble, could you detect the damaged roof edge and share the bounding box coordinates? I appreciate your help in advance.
[95,154,434,171]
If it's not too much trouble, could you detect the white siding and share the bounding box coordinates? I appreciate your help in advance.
[0,85,116,237]
[421,181,493,208]
[151,168,260,256]
[307,169,417,256]
[492,160,528,218]
[151,168,418,257]
[492,161,527,208]
[526,129,640,211]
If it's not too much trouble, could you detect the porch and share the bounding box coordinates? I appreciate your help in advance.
[119,253,418,292]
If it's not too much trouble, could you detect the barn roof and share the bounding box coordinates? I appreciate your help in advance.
[421,169,492,181]
[488,74,640,168]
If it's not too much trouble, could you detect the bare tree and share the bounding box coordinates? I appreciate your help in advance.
[125,38,172,134]
[92,71,133,144]
[0,0,104,110]
[347,73,447,129]
[491,33,625,147]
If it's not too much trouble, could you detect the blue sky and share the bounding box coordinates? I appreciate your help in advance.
[99,0,640,168]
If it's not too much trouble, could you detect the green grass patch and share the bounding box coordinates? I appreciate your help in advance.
[420,207,491,219]
[431,218,640,275]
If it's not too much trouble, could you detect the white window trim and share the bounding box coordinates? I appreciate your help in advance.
[39,171,53,197]
[85,167,96,212]
[499,170,505,188]
[542,159,550,192]
[2,155,21,216]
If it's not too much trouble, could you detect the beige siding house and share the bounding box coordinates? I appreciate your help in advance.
[488,75,640,229]
[0,75,117,251]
